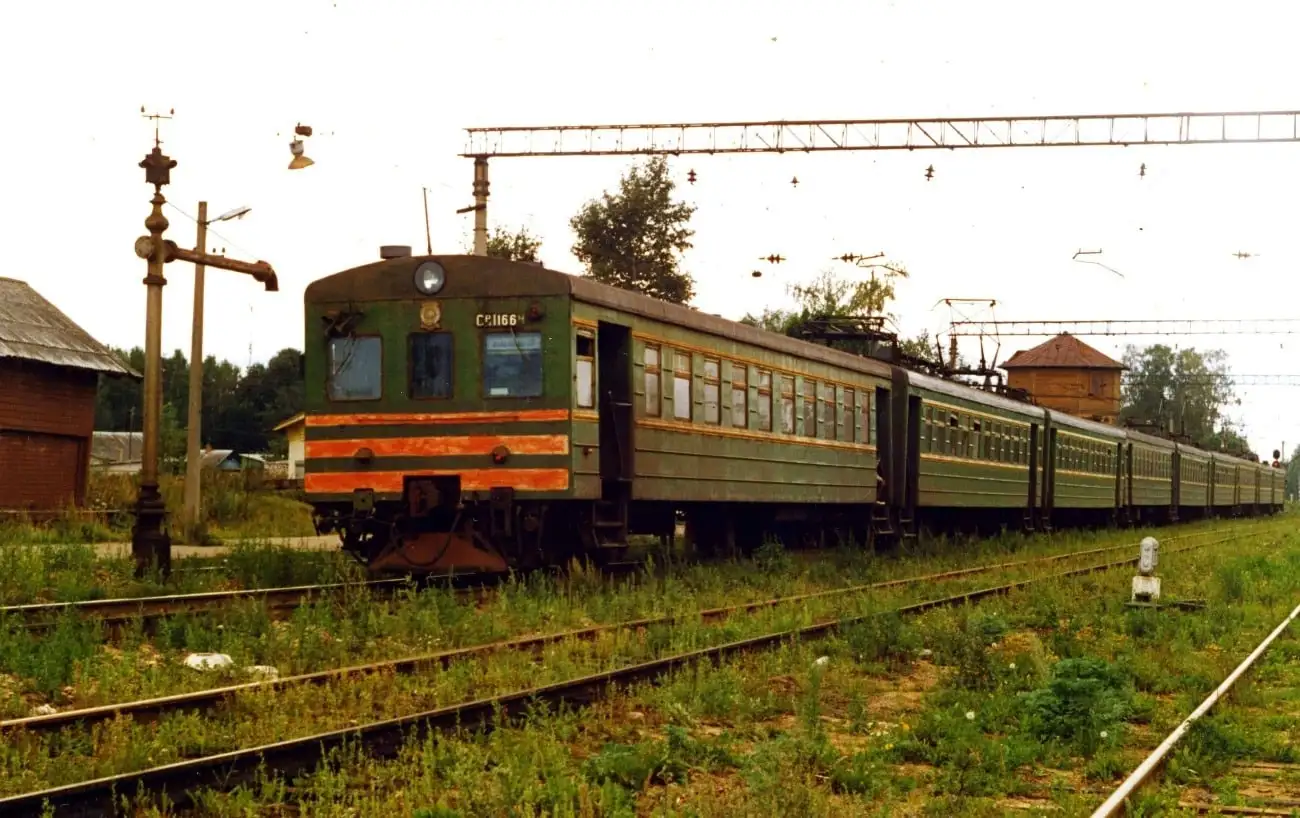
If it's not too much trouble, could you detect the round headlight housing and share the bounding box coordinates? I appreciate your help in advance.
[413,261,446,295]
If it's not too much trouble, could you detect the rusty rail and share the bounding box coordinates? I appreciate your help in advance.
[0,534,1250,816]
[0,533,1219,735]
[1090,599,1300,817]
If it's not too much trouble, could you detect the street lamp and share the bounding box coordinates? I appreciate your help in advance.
[182,202,252,540]
[289,124,314,170]
[133,123,278,578]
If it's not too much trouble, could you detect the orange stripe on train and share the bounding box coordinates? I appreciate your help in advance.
[306,434,570,459]
[307,409,570,427]
[304,468,570,494]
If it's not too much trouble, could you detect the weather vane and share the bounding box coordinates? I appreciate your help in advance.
[140,106,174,147]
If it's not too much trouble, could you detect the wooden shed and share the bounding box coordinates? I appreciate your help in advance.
[1000,333,1126,425]
[0,278,139,511]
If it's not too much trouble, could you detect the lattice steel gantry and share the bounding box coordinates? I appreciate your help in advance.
[458,110,1300,254]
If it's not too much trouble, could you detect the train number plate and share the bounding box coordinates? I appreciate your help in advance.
[476,313,526,328]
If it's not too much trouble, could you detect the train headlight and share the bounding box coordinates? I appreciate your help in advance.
[413,261,446,295]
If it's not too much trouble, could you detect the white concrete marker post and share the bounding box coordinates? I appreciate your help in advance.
[1132,536,1161,604]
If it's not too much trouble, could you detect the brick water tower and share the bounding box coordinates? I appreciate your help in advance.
[1000,333,1126,424]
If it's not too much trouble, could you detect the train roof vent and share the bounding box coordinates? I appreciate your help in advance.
[380,245,412,259]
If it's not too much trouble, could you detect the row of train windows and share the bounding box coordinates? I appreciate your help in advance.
[1134,449,1172,479]
[1058,436,1117,475]
[922,406,1033,465]
[640,344,872,442]
[326,333,543,401]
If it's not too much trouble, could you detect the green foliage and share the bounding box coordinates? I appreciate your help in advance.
[583,725,737,791]
[569,156,697,304]
[1120,343,1248,455]
[94,347,303,456]
[483,226,541,263]
[1021,657,1134,754]
[752,538,792,574]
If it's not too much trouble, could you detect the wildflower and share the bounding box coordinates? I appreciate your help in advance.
[885,743,893,750]
[1100,730,1108,739]
[1009,662,1016,670]
[965,710,976,721]
[813,656,830,668]
[901,721,910,732]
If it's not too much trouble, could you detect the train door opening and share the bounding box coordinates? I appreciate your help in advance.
[904,395,921,532]
[597,322,633,489]
[874,386,892,507]
[1027,424,1039,532]
[595,323,634,550]
[1043,427,1058,531]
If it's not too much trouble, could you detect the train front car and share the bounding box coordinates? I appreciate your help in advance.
[302,251,572,574]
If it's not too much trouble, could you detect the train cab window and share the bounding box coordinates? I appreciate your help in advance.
[575,332,595,409]
[484,332,543,398]
[328,336,382,401]
[817,381,834,439]
[843,388,855,443]
[731,364,748,428]
[409,333,453,399]
[780,375,795,434]
[757,370,773,431]
[673,350,692,421]
[703,358,721,424]
[644,346,661,416]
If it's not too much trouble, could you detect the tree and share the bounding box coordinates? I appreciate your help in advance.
[92,346,305,455]
[1119,344,1243,451]
[485,226,542,263]
[570,156,697,304]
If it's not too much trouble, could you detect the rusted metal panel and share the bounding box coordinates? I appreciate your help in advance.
[0,278,138,377]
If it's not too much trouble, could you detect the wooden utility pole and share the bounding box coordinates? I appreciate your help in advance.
[183,202,208,539]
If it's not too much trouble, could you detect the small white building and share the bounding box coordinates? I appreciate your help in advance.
[272,413,305,480]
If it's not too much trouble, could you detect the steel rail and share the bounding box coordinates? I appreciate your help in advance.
[1090,599,1300,817]
[0,533,1252,816]
[0,530,1225,736]
[1,579,414,631]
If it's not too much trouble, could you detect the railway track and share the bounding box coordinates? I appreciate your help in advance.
[1090,598,1300,817]
[1,560,654,634]
[0,528,1261,816]
[0,528,1237,736]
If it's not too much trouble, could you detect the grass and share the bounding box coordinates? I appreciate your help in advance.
[0,471,315,547]
[1,514,1295,812]
[50,513,1296,817]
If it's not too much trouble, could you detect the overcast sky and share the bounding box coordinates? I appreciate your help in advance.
[2,0,1296,456]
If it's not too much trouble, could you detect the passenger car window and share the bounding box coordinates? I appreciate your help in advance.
[484,332,542,398]
[329,336,382,400]
[409,333,452,399]
[644,345,661,416]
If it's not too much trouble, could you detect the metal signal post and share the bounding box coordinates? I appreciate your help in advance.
[133,128,279,578]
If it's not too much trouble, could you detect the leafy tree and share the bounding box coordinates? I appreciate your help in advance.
[736,265,959,370]
[570,156,697,304]
[1119,344,1244,451]
[93,346,304,455]
[485,226,542,263]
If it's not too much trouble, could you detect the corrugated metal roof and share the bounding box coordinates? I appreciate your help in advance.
[1001,333,1126,370]
[0,277,140,377]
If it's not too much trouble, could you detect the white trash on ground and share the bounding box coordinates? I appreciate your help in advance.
[184,652,234,671]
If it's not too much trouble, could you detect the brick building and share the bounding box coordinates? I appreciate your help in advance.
[1000,333,1126,425]
[0,278,139,511]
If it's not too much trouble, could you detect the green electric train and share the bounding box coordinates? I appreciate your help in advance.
[300,250,1284,574]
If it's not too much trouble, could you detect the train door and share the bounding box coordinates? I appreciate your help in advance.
[596,322,634,495]
[1027,424,1040,532]
[1115,441,1125,524]
[1042,425,1058,531]
[1125,443,1134,520]
[905,394,921,527]
[1170,449,1180,522]
[875,386,892,507]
